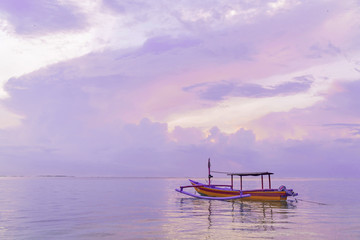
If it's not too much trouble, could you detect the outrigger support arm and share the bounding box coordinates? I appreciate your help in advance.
[175,188,251,200]
[179,184,233,191]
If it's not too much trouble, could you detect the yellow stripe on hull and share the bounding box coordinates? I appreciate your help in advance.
[194,186,287,201]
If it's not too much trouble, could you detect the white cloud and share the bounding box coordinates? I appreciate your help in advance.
[167,93,322,133]
[167,54,360,134]
[1,0,360,177]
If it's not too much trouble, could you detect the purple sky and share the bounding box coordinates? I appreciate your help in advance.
[0,0,360,177]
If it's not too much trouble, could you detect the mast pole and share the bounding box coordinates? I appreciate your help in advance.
[208,158,212,185]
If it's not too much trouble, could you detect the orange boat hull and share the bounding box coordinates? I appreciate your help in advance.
[191,180,288,201]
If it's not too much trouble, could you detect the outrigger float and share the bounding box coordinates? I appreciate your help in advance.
[176,159,298,201]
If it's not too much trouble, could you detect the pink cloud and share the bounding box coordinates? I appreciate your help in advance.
[1,0,360,178]
[249,80,360,141]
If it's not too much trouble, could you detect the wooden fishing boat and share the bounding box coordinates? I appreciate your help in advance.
[176,159,298,201]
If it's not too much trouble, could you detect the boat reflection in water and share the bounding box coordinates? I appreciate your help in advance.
[175,198,297,239]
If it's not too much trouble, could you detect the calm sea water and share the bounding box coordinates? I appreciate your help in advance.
[0,177,359,240]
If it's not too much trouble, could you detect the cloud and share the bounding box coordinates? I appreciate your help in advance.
[323,123,360,136]
[1,106,359,178]
[101,0,150,14]
[248,79,360,140]
[170,126,205,145]
[141,35,202,54]
[183,75,313,100]
[307,42,342,59]
[0,114,261,176]
[0,0,88,35]
[1,0,360,178]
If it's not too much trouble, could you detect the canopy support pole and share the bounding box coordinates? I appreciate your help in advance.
[240,176,243,191]
[261,175,264,190]
[268,174,271,189]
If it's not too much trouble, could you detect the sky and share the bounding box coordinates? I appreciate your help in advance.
[0,0,360,178]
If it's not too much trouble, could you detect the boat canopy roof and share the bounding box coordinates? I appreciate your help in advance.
[212,171,273,176]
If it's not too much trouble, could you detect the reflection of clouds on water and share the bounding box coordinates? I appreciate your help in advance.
[170,198,297,239]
